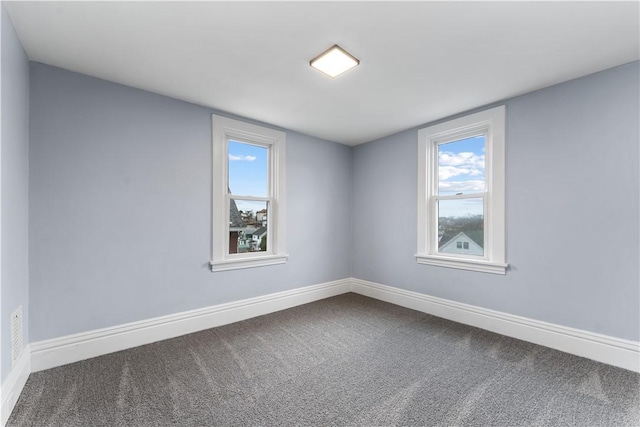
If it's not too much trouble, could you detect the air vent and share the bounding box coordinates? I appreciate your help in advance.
[11,306,24,367]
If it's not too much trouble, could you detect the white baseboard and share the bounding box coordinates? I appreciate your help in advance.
[2,276,637,427]
[22,276,640,387]
[1,345,31,427]
[31,279,351,373]
[350,278,640,373]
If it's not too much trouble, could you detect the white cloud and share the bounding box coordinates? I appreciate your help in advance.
[438,166,483,180]
[438,180,485,193]
[439,151,484,168]
[438,150,485,184]
[229,154,257,162]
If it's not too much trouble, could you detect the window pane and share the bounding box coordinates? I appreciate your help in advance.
[229,199,268,254]
[438,198,484,256]
[228,140,268,197]
[438,135,485,196]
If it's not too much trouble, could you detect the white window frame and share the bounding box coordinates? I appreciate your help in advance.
[210,115,287,271]
[416,106,507,274]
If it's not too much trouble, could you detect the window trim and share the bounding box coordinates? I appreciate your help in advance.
[210,115,287,272]
[416,106,507,275]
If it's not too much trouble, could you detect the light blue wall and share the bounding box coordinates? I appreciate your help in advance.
[1,4,30,383]
[25,57,640,345]
[29,63,351,342]
[352,61,640,341]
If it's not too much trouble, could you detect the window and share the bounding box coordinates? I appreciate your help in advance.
[210,115,287,271]
[416,106,507,274]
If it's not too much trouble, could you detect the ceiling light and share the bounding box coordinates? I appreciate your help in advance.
[310,45,359,78]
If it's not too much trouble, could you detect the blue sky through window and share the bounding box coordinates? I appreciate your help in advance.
[228,140,268,213]
[438,135,485,217]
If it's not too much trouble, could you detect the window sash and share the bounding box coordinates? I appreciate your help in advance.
[428,130,489,259]
[227,196,273,258]
[227,138,272,197]
[430,193,488,260]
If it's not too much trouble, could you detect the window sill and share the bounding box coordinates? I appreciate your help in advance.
[210,254,288,272]
[415,254,507,275]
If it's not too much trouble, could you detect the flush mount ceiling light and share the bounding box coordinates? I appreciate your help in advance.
[310,45,360,78]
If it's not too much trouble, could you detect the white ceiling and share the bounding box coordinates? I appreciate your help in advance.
[5,1,639,146]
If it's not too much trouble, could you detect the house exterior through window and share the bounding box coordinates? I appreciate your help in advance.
[416,106,507,274]
[210,115,287,271]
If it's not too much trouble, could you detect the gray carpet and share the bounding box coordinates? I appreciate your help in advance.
[8,293,640,426]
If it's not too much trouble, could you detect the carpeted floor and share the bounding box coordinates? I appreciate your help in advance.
[8,293,640,426]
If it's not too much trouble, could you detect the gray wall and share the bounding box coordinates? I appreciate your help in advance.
[29,63,351,342]
[352,61,640,341]
[1,5,30,383]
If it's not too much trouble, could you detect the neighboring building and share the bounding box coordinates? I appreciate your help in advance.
[229,198,245,254]
[251,226,268,251]
[439,231,483,256]
[238,227,257,253]
[256,209,267,227]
